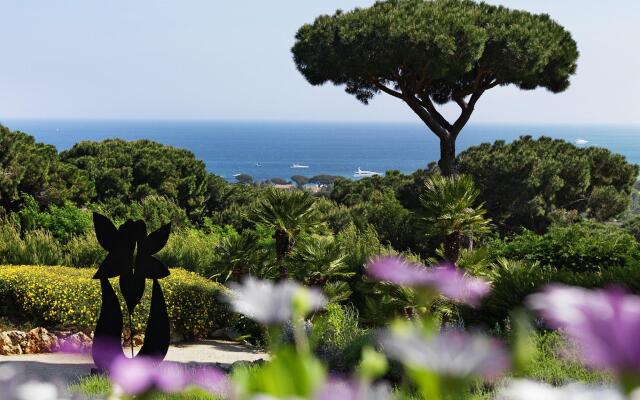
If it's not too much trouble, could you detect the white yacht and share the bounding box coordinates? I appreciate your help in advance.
[354,167,381,178]
[575,138,589,145]
[291,163,309,169]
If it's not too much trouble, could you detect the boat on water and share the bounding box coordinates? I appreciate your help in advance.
[354,167,381,178]
[291,163,309,169]
[575,138,589,145]
[256,162,262,167]
[233,173,242,177]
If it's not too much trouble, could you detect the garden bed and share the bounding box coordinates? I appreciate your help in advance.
[0,265,236,340]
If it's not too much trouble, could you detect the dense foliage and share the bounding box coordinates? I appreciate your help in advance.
[61,139,209,220]
[488,221,640,272]
[459,136,638,232]
[0,126,94,211]
[1,124,640,378]
[292,0,578,174]
[467,261,640,328]
[418,174,490,262]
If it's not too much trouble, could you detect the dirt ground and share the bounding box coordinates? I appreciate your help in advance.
[0,340,267,383]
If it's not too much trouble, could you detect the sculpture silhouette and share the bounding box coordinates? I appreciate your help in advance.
[91,213,171,370]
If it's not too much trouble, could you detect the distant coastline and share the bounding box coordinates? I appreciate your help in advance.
[2,119,639,182]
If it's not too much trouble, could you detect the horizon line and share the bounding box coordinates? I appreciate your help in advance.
[1,117,639,128]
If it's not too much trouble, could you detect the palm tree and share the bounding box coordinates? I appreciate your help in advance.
[249,188,324,279]
[419,174,491,263]
[290,235,354,302]
[212,232,273,282]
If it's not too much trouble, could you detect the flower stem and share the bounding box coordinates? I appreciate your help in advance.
[293,317,309,355]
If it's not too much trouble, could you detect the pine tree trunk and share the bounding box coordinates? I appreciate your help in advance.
[438,136,457,176]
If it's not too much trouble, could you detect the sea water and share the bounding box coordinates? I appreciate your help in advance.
[2,119,639,182]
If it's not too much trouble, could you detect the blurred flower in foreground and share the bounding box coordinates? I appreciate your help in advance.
[191,367,231,397]
[528,285,640,375]
[226,277,327,324]
[496,379,629,400]
[315,377,393,400]
[379,327,508,380]
[0,364,69,400]
[110,355,228,396]
[13,381,62,400]
[367,256,491,306]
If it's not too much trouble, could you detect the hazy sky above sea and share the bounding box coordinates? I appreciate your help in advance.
[0,1,638,124]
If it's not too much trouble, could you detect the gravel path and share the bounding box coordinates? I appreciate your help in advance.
[0,340,267,383]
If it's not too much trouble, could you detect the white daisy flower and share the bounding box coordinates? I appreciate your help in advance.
[496,379,629,400]
[227,277,326,324]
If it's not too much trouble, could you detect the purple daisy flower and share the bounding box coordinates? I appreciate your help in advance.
[110,356,158,395]
[190,367,230,396]
[528,285,640,374]
[110,357,194,395]
[154,362,190,393]
[367,256,491,306]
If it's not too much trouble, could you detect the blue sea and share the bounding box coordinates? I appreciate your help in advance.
[2,119,639,182]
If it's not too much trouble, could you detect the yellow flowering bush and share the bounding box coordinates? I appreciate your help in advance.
[0,265,235,339]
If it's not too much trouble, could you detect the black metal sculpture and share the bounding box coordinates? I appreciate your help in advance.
[91,213,171,370]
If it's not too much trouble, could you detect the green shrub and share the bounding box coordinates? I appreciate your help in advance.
[93,195,190,232]
[0,219,26,264]
[335,224,382,274]
[466,260,640,328]
[520,331,609,385]
[22,230,64,266]
[64,232,107,268]
[350,189,414,251]
[0,221,64,266]
[18,196,92,242]
[157,228,221,274]
[0,218,227,272]
[0,219,102,268]
[622,214,640,242]
[488,221,640,272]
[0,265,235,339]
[311,303,371,372]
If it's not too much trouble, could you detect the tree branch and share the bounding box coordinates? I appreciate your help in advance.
[453,95,468,111]
[451,89,485,136]
[404,96,449,139]
[395,82,450,139]
[372,81,404,100]
[486,79,500,89]
[449,71,500,136]
[416,96,452,131]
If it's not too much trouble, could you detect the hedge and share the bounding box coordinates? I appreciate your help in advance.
[0,265,236,339]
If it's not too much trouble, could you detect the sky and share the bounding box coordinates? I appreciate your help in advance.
[0,0,638,124]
